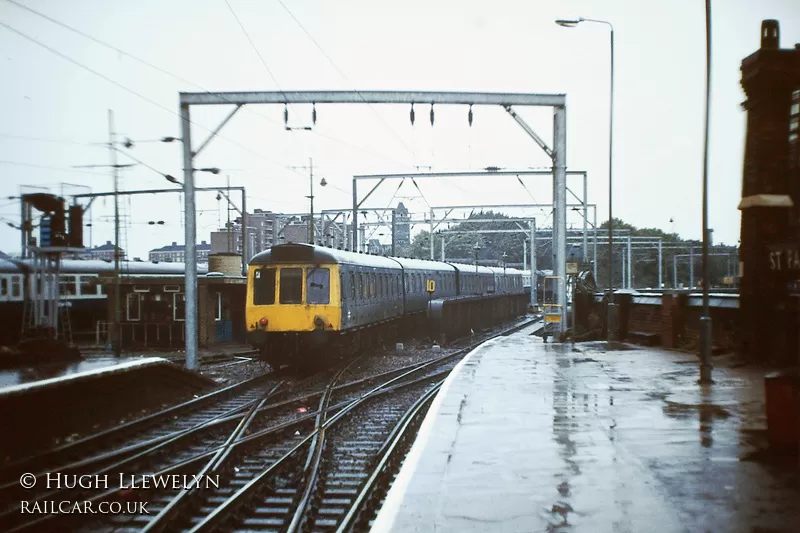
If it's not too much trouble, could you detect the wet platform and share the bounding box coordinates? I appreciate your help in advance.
[0,357,165,392]
[0,356,214,461]
[372,325,800,532]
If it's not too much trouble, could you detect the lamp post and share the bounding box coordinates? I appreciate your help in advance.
[699,0,713,383]
[473,242,481,272]
[556,16,616,340]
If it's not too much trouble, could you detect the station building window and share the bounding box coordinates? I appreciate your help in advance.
[173,293,186,321]
[79,275,97,297]
[127,293,142,321]
[59,275,77,296]
[215,292,222,321]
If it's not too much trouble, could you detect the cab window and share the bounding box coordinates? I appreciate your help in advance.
[279,268,303,304]
[307,267,330,305]
[253,267,276,305]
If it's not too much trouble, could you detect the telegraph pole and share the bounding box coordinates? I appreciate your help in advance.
[108,109,121,357]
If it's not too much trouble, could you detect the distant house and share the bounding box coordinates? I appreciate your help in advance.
[149,241,210,263]
[81,240,125,261]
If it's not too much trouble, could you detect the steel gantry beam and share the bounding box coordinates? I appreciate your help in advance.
[179,90,568,368]
[180,91,566,106]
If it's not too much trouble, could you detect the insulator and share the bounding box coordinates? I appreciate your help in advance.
[312,103,317,125]
[410,103,415,125]
[468,104,473,126]
[284,104,288,127]
[430,103,435,126]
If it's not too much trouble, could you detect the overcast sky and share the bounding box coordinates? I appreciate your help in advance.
[1,0,798,259]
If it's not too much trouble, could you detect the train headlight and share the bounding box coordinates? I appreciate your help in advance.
[259,317,268,327]
[314,316,325,330]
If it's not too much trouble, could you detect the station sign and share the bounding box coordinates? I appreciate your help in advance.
[767,241,800,278]
[566,262,579,275]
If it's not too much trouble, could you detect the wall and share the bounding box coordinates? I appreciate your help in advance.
[593,292,743,355]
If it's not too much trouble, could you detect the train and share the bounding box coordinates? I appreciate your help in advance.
[0,257,207,345]
[245,243,525,367]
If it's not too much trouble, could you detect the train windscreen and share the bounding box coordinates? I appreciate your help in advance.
[279,268,303,304]
[307,268,330,304]
[253,267,276,305]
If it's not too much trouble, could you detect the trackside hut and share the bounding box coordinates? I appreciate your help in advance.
[99,272,246,348]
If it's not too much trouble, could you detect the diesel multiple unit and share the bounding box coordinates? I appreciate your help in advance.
[245,243,524,367]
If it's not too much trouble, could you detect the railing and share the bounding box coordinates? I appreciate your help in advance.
[95,321,186,349]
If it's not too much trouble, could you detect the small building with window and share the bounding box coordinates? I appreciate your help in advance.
[100,269,247,349]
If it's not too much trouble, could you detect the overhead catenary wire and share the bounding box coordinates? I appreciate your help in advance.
[364,178,406,243]
[0,18,403,186]
[0,21,304,179]
[0,133,95,146]
[224,0,290,103]
[0,160,109,176]
[5,0,410,170]
[277,0,416,161]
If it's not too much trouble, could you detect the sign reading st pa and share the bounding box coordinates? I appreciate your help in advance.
[768,242,800,273]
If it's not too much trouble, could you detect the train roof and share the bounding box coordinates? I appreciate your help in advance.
[250,244,527,275]
[391,257,457,272]
[0,258,207,275]
[447,262,496,276]
[250,244,400,269]
[485,266,524,275]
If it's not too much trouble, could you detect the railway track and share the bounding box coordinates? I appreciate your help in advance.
[6,316,537,533]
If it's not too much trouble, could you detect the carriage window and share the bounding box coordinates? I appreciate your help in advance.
[307,268,330,305]
[0,278,7,296]
[11,276,21,298]
[383,274,388,296]
[350,273,356,300]
[279,268,303,304]
[253,267,276,305]
[126,293,142,321]
[173,293,186,321]
[59,275,77,296]
[370,273,376,298]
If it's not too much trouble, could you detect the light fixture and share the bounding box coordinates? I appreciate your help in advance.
[555,18,583,27]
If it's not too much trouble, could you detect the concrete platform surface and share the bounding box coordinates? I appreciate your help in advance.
[372,326,799,533]
[0,357,168,394]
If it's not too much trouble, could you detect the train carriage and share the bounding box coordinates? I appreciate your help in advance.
[245,243,526,368]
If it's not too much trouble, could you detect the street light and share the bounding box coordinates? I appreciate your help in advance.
[473,242,481,272]
[699,0,713,383]
[555,15,616,340]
